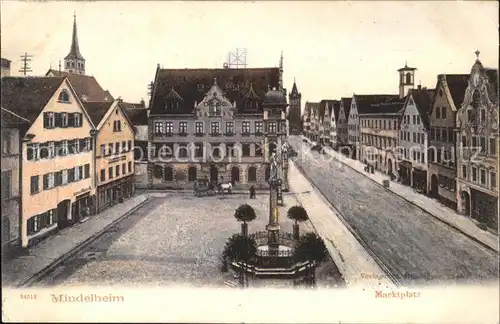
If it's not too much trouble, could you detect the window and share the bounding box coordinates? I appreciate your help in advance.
[188,167,197,182]
[242,121,250,135]
[164,166,174,181]
[225,143,234,157]
[113,120,122,132]
[491,172,497,188]
[412,115,416,124]
[62,169,68,185]
[472,167,477,182]
[165,122,173,135]
[30,175,39,194]
[116,165,120,177]
[480,169,486,185]
[268,122,277,133]
[479,137,486,154]
[122,163,126,175]
[195,122,204,135]
[179,122,188,135]
[225,122,234,135]
[116,142,121,154]
[490,138,497,156]
[416,116,420,125]
[1,170,12,198]
[255,143,263,156]
[211,122,220,135]
[154,122,163,135]
[178,145,188,158]
[58,90,70,103]
[441,107,447,119]
[242,144,251,157]
[128,161,132,173]
[108,143,114,155]
[122,141,127,153]
[194,143,204,158]
[127,140,132,152]
[61,112,68,128]
[43,112,55,129]
[255,122,264,135]
[109,167,113,179]
[43,173,55,190]
[447,129,454,143]
[212,144,221,157]
[436,107,441,119]
[84,164,90,179]
[100,169,106,182]
[68,168,75,182]
[413,133,416,143]
[100,144,106,156]
[247,167,257,182]
[74,113,82,127]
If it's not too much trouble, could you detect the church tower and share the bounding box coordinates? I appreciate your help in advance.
[398,63,416,99]
[64,13,85,75]
[287,79,302,134]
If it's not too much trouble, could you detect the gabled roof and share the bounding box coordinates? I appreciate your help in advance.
[304,102,319,118]
[439,74,469,110]
[353,94,399,114]
[243,83,260,100]
[82,101,115,126]
[1,107,30,128]
[0,77,66,124]
[330,101,341,121]
[408,87,435,129]
[319,99,339,120]
[340,97,352,119]
[149,67,280,115]
[122,106,148,126]
[45,70,113,102]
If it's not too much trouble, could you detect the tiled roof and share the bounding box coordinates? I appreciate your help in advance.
[82,101,114,126]
[410,88,435,129]
[1,57,11,68]
[442,74,469,110]
[354,94,399,114]
[1,107,30,128]
[1,77,65,125]
[368,95,408,116]
[149,67,280,115]
[121,105,148,126]
[45,70,113,102]
[340,97,352,119]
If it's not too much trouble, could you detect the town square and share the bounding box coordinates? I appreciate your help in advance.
[1,1,499,322]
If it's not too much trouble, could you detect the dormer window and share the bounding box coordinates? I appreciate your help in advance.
[243,83,260,111]
[208,100,222,117]
[164,87,184,111]
[58,90,71,103]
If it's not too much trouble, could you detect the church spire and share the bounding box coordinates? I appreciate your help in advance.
[64,12,85,75]
[278,51,284,91]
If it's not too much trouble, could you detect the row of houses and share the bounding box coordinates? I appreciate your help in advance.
[0,71,146,252]
[302,53,499,232]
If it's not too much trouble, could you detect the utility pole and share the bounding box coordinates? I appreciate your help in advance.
[19,52,33,76]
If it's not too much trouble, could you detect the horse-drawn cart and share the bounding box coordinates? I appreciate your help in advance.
[193,179,217,197]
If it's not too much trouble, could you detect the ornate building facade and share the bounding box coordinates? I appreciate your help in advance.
[456,52,498,232]
[147,63,282,189]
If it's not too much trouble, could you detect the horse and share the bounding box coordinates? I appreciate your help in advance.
[218,182,233,195]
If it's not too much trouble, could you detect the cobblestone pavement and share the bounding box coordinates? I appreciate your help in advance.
[288,136,499,285]
[37,193,343,288]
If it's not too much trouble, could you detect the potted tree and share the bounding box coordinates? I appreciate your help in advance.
[222,233,257,287]
[234,204,256,237]
[287,205,309,240]
[293,232,328,287]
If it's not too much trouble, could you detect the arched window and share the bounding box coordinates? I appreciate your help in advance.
[231,166,240,183]
[58,90,70,103]
[164,166,174,181]
[405,72,412,84]
[188,167,197,182]
[247,167,257,182]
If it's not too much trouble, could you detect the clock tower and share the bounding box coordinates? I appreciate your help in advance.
[288,79,302,134]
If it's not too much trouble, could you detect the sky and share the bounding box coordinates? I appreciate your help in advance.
[1,1,498,108]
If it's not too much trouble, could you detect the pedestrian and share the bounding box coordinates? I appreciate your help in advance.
[249,185,256,199]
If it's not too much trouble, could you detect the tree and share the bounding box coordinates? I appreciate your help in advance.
[287,205,309,240]
[293,232,328,287]
[222,233,257,287]
[234,204,257,237]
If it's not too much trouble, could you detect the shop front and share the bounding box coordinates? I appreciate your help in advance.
[398,160,412,186]
[471,188,499,232]
[71,189,95,224]
[97,175,134,213]
[411,167,427,194]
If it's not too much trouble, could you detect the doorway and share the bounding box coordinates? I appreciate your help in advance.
[231,166,240,184]
[461,191,471,217]
[210,165,218,184]
[430,174,439,198]
[57,199,71,229]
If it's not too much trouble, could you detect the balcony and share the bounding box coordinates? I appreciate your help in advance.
[210,132,221,137]
[224,132,234,137]
[178,132,189,137]
[255,131,264,136]
[241,132,251,137]
[194,132,204,137]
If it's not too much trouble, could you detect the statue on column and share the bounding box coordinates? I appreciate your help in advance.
[269,152,279,182]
